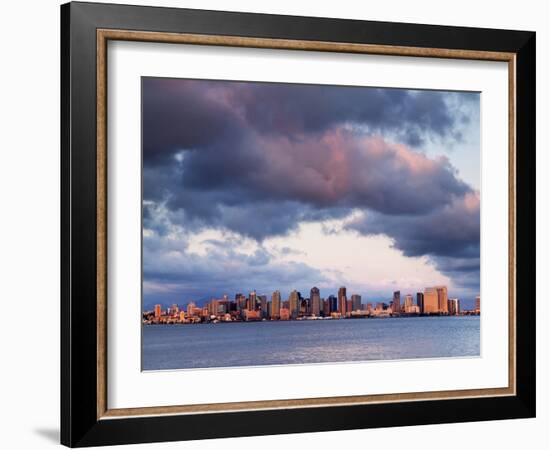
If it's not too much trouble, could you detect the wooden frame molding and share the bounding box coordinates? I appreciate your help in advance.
[96,28,517,420]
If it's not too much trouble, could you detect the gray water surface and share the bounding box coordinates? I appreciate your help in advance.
[142,316,480,371]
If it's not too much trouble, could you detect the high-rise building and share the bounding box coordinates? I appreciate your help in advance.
[338,287,347,315]
[322,298,330,316]
[351,294,362,311]
[416,292,424,313]
[392,291,401,314]
[289,290,300,319]
[423,288,438,314]
[208,299,219,316]
[300,298,309,316]
[186,301,197,317]
[310,287,321,316]
[328,295,337,313]
[435,286,448,314]
[235,293,247,311]
[448,298,460,315]
[154,304,162,318]
[259,295,268,318]
[404,294,413,308]
[475,295,480,313]
[248,290,257,311]
[271,290,281,319]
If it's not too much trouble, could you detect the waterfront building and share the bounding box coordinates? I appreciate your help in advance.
[279,307,290,321]
[289,290,300,319]
[475,295,480,313]
[248,290,257,311]
[218,300,230,314]
[392,291,401,314]
[435,286,449,314]
[243,309,261,321]
[351,294,362,311]
[423,288,439,313]
[154,304,162,318]
[404,304,420,314]
[417,292,424,313]
[310,287,321,316]
[322,298,330,316]
[271,290,281,319]
[448,298,460,315]
[328,295,338,313]
[259,295,268,318]
[236,293,247,311]
[404,294,414,309]
[338,286,347,315]
[300,298,309,316]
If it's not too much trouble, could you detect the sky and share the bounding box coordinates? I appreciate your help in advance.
[142,77,480,309]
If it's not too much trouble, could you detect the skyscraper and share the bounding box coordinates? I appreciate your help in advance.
[236,294,247,311]
[435,286,448,314]
[448,298,460,315]
[248,290,257,311]
[416,292,424,313]
[259,294,267,318]
[351,294,362,311]
[423,288,438,314]
[289,290,299,319]
[310,287,321,316]
[271,290,281,319]
[392,291,401,314]
[154,304,162,318]
[300,298,308,316]
[338,286,347,315]
[208,299,219,316]
[328,295,337,313]
[475,295,480,313]
[322,298,330,316]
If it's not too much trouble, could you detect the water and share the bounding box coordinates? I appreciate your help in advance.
[142,316,480,371]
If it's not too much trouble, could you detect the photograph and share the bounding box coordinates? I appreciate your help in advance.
[56,1,536,446]
[141,77,482,371]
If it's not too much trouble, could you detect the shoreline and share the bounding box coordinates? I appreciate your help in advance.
[143,313,480,326]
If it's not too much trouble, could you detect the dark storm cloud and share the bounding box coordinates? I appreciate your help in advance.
[142,78,245,165]
[223,82,467,147]
[142,78,476,165]
[143,129,472,242]
[142,77,480,298]
[346,191,480,259]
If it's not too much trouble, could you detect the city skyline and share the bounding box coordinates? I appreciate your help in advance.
[144,286,480,308]
[144,284,480,317]
[142,78,480,311]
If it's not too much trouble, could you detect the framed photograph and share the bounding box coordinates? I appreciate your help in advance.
[61,1,535,447]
